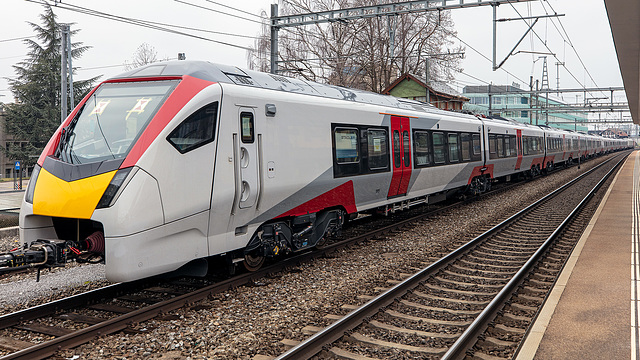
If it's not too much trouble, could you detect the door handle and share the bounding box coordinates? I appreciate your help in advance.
[231,133,241,215]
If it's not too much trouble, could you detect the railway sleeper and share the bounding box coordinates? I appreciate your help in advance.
[491,323,527,335]
[400,299,482,315]
[412,291,490,305]
[478,336,518,347]
[346,332,448,355]
[367,320,461,339]
[434,276,505,290]
[385,309,472,326]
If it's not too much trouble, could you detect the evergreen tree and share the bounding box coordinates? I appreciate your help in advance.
[3,5,99,169]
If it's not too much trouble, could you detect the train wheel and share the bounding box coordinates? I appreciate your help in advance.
[315,236,327,249]
[243,253,265,272]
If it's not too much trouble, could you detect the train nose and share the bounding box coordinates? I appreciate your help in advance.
[31,167,117,219]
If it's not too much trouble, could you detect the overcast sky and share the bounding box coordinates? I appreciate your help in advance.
[0,0,625,120]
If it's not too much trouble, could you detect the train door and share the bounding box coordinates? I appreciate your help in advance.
[387,116,412,198]
[515,129,523,170]
[235,108,260,210]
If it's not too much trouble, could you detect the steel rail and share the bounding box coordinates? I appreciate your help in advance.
[0,278,156,329]
[274,153,626,360]
[0,154,621,360]
[442,153,628,359]
[0,195,468,360]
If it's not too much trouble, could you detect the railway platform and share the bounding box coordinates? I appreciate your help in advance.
[0,180,25,214]
[517,150,638,359]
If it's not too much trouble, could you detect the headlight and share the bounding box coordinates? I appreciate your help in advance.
[96,167,132,209]
[25,165,41,204]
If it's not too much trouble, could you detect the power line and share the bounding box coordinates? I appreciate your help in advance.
[0,55,25,61]
[118,15,261,40]
[202,0,265,19]
[537,0,604,96]
[0,36,37,43]
[26,0,254,51]
[174,0,265,24]
[504,1,595,98]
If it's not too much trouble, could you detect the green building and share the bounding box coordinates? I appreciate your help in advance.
[462,85,588,132]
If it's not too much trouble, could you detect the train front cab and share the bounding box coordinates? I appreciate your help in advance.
[20,75,228,282]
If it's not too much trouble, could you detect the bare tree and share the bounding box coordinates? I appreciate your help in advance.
[247,0,464,92]
[124,42,158,70]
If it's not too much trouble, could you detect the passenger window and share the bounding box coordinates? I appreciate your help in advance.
[167,101,217,153]
[240,112,254,143]
[489,134,497,159]
[496,135,504,158]
[448,133,459,162]
[413,131,432,167]
[403,131,411,167]
[334,128,359,164]
[433,132,446,164]
[393,130,401,168]
[461,133,471,161]
[472,134,481,160]
[367,129,388,170]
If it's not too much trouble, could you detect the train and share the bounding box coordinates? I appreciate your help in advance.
[7,61,633,282]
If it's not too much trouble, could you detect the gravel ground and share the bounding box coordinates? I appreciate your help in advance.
[0,261,105,307]
[0,235,110,314]
[0,155,619,359]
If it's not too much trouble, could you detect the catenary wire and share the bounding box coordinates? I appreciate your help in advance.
[203,0,266,19]
[174,0,265,24]
[26,0,255,51]
[537,0,606,98]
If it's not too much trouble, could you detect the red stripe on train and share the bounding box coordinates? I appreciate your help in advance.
[277,181,357,218]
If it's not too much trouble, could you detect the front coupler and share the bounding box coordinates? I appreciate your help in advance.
[0,233,105,281]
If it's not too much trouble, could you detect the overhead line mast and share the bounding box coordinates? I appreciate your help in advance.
[60,24,73,124]
[269,0,537,74]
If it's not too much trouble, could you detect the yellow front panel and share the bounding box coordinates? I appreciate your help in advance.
[33,169,117,219]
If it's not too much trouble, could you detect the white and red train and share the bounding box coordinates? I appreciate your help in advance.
[14,61,633,282]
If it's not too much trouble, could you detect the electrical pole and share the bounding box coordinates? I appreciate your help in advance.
[270,4,279,74]
[60,25,72,123]
[555,61,564,96]
[425,57,429,104]
[270,0,535,74]
[529,76,533,124]
[60,25,67,124]
[67,25,74,112]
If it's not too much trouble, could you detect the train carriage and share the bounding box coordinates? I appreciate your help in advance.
[13,60,634,282]
[541,126,566,170]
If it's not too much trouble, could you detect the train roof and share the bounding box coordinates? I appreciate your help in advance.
[112,60,471,118]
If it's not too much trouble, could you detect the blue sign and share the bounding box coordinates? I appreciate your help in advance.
[14,161,20,171]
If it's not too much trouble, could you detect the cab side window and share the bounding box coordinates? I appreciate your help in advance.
[167,102,217,153]
[240,112,254,143]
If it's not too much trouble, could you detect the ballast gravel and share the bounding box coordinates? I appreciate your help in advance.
[0,261,105,307]
[0,155,618,359]
[0,236,109,313]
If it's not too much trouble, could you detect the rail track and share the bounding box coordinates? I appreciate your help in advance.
[0,154,624,360]
[275,152,628,360]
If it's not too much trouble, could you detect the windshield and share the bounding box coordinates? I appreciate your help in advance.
[57,80,178,164]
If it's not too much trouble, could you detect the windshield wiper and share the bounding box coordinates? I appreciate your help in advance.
[55,104,84,162]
